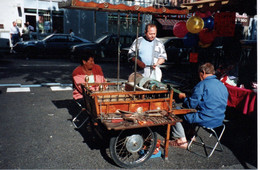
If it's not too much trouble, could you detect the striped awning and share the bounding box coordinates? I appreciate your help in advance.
[156,18,180,30]
[59,0,188,15]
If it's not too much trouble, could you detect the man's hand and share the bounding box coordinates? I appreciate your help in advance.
[179,93,186,99]
[152,58,165,69]
[131,57,146,69]
[152,63,157,69]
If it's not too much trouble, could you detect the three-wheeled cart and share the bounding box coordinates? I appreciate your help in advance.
[75,81,195,168]
[59,0,192,168]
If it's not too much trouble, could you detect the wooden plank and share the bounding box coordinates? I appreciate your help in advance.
[171,109,197,115]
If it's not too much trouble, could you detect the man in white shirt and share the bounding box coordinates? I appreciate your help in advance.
[10,21,20,47]
[128,24,167,82]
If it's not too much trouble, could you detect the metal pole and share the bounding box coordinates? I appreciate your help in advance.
[50,0,53,33]
[94,11,96,40]
[134,13,140,91]
[36,0,39,40]
[117,12,121,90]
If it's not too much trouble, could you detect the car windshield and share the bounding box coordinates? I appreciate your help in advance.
[42,34,54,41]
[94,35,108,44]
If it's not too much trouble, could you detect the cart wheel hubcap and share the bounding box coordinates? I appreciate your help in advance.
[126,135,143,153]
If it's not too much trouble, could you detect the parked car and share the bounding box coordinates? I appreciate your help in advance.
[13,34,91,58]
[70,34,136,62]
[159,37,190,64]
[121,37,191,64]
[0,38,10,56]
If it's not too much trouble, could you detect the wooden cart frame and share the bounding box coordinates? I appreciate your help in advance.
[78,82,194,168]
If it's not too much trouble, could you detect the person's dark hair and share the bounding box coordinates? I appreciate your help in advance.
[198,62,215,74]
[145,24,157,33]
[80,50,95,65]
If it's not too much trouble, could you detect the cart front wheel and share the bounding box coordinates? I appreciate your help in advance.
[109,127,157,168]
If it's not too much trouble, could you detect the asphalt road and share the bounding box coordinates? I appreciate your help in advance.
[0,55,257,169]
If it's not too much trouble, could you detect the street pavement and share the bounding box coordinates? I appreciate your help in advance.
[0,55,257,169]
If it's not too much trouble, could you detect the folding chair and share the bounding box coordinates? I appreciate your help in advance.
[72,99,89,129]
[72,79,89,129]
[187,123,225,158]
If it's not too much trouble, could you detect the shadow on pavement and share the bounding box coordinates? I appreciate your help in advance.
[51,99,118,167]
[222,107,257,168]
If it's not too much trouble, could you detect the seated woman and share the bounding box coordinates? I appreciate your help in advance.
[72,52,106,106]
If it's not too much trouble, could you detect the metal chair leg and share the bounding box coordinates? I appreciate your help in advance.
[187,124,225,158]
[72,108,89,129]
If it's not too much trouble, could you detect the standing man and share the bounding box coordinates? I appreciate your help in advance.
[10,21,20,51]
[128,24,167,82]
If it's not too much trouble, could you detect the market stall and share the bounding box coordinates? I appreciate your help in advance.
[59,0,194,168]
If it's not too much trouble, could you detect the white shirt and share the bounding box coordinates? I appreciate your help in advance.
[10,26,19,34]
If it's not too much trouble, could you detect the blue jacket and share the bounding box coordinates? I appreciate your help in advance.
[183,75,228,128]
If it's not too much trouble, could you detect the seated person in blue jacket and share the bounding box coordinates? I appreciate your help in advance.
[171,62,228,149]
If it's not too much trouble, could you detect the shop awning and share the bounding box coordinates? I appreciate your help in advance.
[59,0,188,15]
[181,0,256,16]
[181,0,229,12]
[156,18,180,30]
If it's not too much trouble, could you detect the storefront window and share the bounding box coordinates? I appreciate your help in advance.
[108,13,142,35]
[24,8,64,35]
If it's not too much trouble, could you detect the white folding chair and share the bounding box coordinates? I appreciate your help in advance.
[187,123,225,158]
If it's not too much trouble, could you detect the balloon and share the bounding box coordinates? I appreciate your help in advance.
[199,28,216,44]
[195,11,212,18]
[173,21,188,38]
[186,16,204,34]
[183,32,199,48]
[203,16,214,30]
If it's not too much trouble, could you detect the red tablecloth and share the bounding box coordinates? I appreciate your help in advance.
[225,84,257,115]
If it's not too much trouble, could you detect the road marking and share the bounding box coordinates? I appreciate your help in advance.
[50,86,73,91]
[21,84,42,87]
[2,83,73,92]
[41,83,61,86]
[0,84,21,87]
[7,87,30,92]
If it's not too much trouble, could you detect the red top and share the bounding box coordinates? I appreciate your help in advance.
[72,64,106,100]
[225,84,257,115]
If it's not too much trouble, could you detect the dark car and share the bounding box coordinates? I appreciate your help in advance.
[70,34,136,62]
[0,38,10,56]
[13,34,91,58]
[159,37,190,64]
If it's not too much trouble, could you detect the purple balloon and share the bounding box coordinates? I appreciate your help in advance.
[203,16,214,30]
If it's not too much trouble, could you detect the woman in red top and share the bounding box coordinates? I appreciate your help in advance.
[72,52,106,105]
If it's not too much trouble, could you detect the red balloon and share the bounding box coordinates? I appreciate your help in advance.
[173,21,188,38]
[195,11,212,18]
[199,28,216,44]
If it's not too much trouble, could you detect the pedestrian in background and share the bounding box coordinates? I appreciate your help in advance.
[26,21,34,32]
[128,24,167,82]
[22,23,30,41]
[69,29,75,36]
[10,21,20,52]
